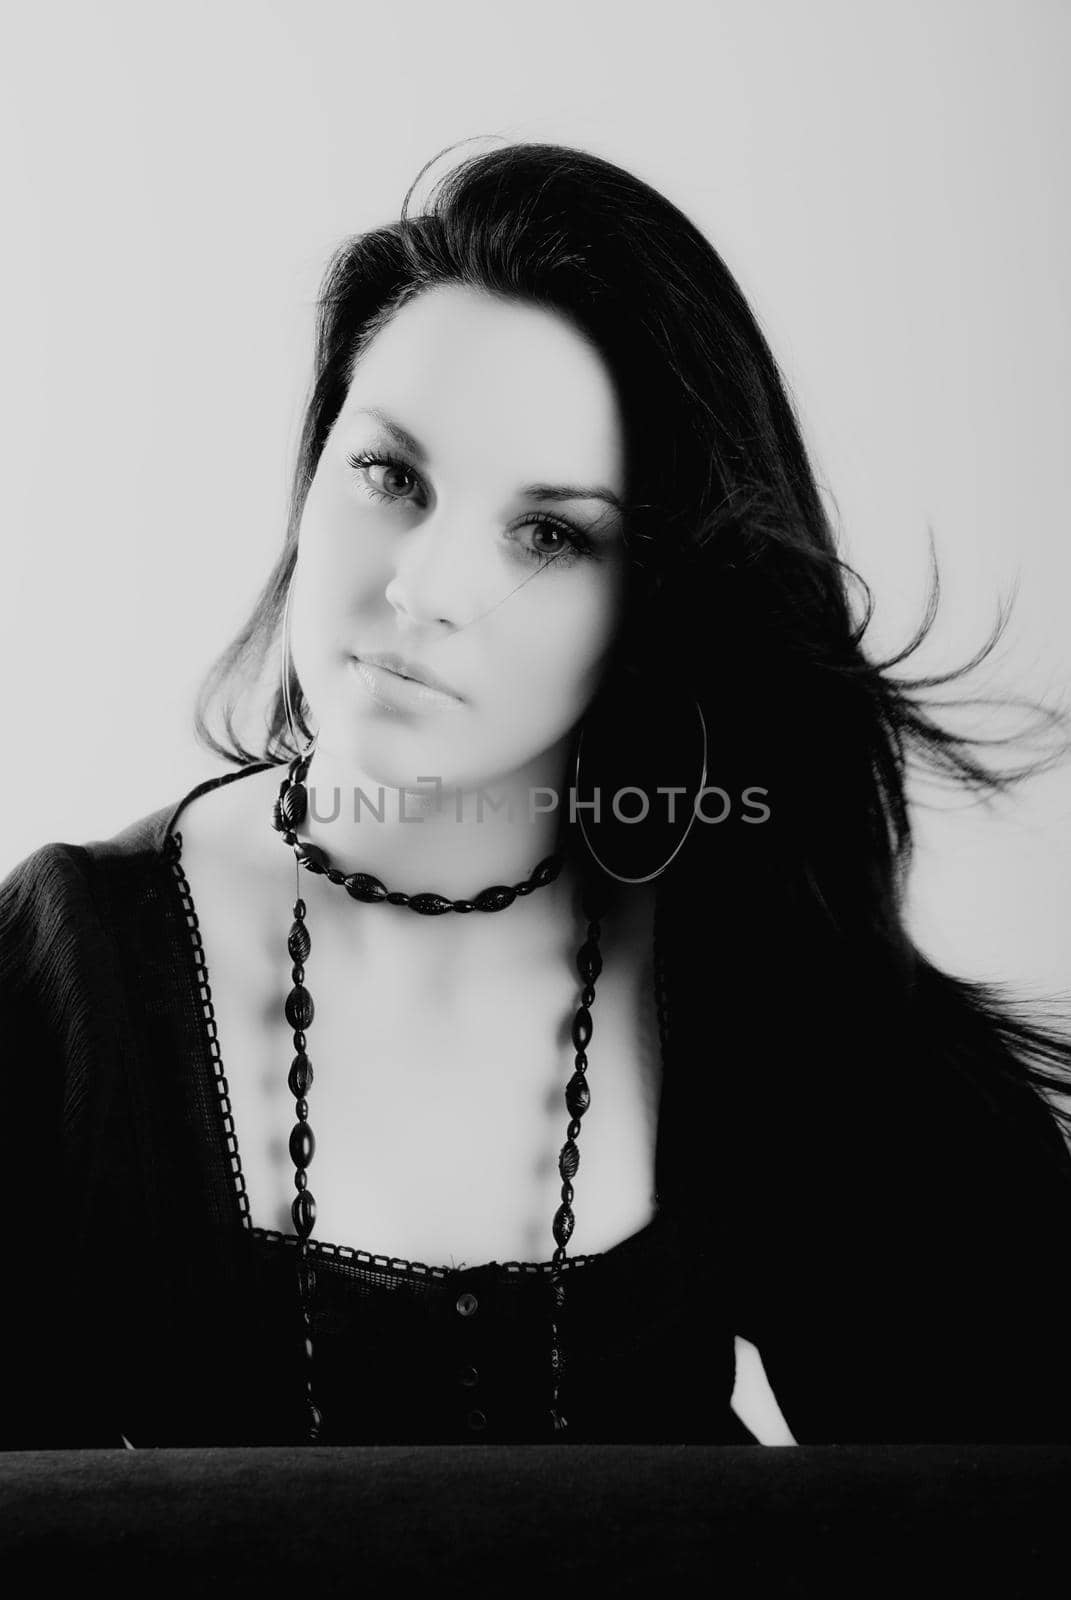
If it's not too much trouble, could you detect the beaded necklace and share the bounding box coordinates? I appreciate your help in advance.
[271,746,613,1441]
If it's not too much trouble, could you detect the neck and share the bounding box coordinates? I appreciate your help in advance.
[277,734,605,977]
[297,735,576,900]
[267,738,632,987]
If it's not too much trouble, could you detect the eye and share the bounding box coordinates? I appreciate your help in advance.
[522,516,593,568]
[345,448,600,570]
[347,449,420,503]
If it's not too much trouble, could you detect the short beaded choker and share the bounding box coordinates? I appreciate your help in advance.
[271,746,612,1442]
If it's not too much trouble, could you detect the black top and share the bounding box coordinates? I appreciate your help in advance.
[3,760,1071,1448]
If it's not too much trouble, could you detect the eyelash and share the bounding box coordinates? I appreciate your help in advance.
[345,449,598,569]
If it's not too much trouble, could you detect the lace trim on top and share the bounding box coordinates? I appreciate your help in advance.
[162,822,627,1281]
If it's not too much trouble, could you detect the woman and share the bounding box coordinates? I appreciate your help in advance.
[4,140,1071,1451]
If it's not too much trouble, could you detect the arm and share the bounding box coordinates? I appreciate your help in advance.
[731,1335,798,1446]
[744,1060,1071,1446]
[0,845,120,1448]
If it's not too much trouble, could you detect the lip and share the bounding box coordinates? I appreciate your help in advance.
[359,651,462,699]
[351,657,465,713]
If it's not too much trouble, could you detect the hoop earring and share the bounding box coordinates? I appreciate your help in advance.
[572,697,708,886]
[280,570,317,757]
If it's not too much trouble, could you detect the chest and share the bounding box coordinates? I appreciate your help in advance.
[177,845,665,1267]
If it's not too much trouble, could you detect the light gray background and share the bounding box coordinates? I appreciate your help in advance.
[1,0,1068,1002]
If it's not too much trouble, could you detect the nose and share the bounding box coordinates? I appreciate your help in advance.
[382,510,494,632]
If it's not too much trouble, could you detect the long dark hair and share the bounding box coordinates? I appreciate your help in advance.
[195,138,1071,1159]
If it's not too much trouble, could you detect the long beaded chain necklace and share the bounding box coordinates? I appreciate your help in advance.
[271,746,612,1442]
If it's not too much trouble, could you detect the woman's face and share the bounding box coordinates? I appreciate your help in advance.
[289,283,630,795]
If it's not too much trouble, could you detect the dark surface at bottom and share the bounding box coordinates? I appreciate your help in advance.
[1,1444,1068,1595]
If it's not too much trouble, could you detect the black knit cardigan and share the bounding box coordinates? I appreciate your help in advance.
[3,763,1070,1448]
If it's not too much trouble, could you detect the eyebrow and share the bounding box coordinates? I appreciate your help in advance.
[350,406,625,514]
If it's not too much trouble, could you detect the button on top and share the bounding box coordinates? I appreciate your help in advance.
[455,1291,479,1318]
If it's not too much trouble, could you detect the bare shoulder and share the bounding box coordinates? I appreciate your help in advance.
[171,765,292,992]
[176,765,283,862]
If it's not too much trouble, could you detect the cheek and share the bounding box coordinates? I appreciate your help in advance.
[545,561,626,663]
[487,570,623,708]
[301,461,385,561]
[294,485,334,586]
[297,502,388,633]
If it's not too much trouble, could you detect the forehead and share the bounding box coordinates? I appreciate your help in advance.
[343,285,625,488]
